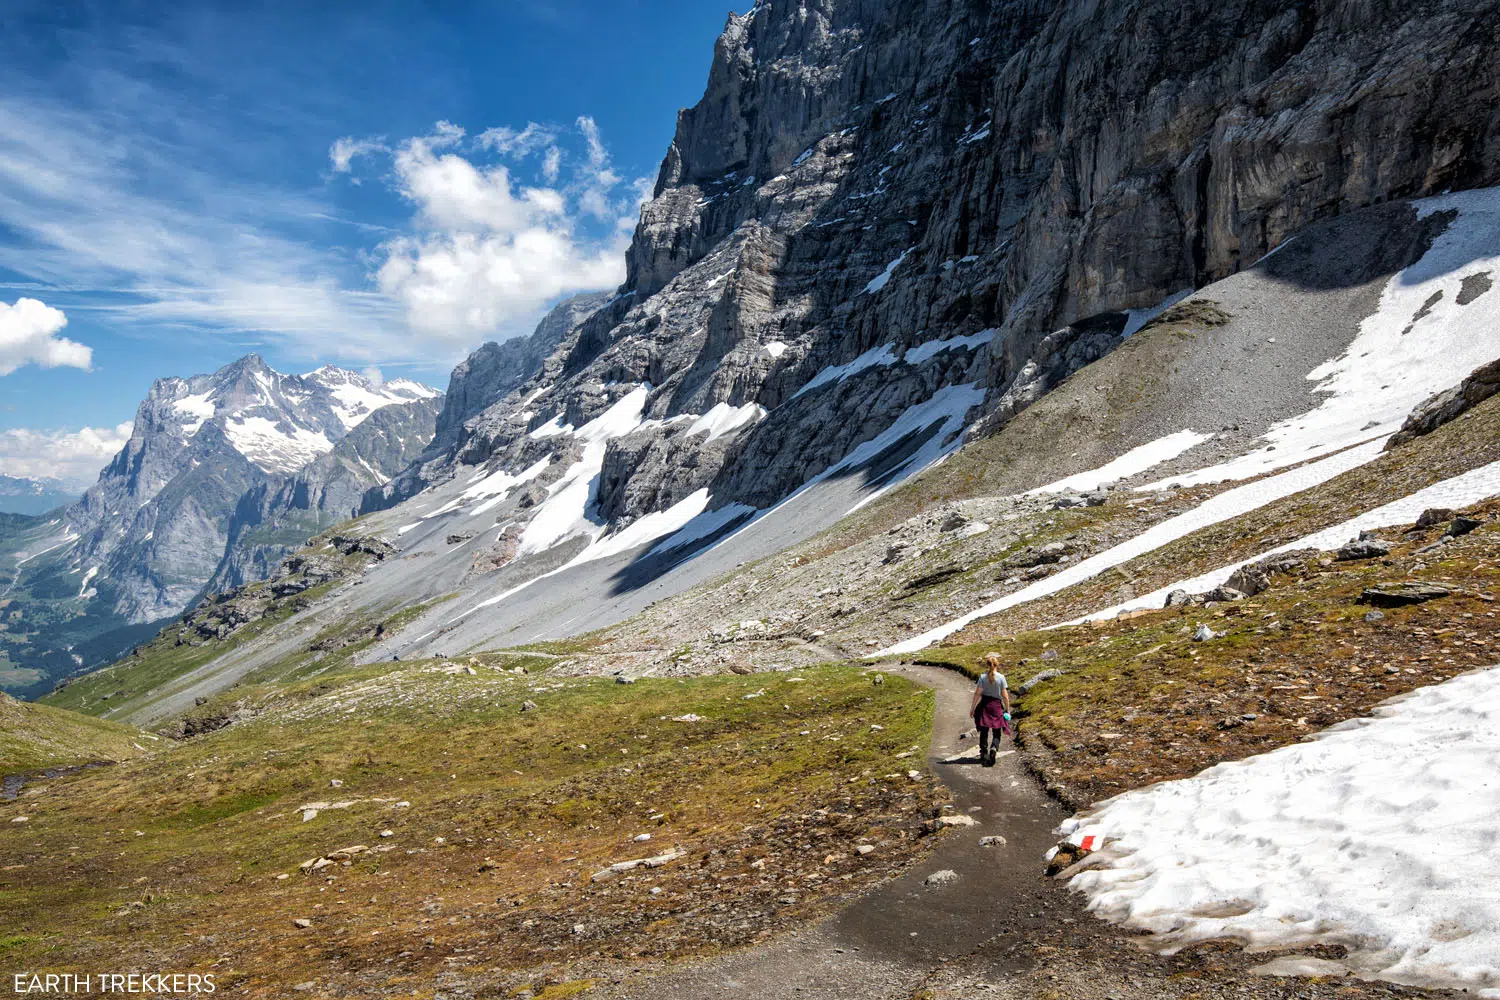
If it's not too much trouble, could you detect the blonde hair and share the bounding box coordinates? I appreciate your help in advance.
[982,651,1003,680]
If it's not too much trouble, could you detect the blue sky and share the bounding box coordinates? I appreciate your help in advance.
[0,0,736,486]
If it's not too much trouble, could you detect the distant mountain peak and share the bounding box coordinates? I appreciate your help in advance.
[147,356,438,475]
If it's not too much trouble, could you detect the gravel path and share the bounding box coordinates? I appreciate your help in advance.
[596,663,1072,999]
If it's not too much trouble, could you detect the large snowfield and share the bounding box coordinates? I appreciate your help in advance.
[1062,666,1500,996]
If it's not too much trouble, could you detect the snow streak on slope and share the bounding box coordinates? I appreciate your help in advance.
[656,382,990,555]
[793,331,994,399]
[1078,456,1500,622]
[1025,430,1211,496]
[874,440,1385,656]
[1140,188,1500,488]
[1062,666,1500,997]
[518,386,658,556]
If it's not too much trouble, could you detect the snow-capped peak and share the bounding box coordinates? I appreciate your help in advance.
[157,356,441,474]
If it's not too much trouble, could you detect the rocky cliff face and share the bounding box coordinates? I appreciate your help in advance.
[383,0,1499,572]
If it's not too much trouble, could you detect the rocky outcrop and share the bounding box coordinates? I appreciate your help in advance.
[1386,356,1500,449]
[387,0,1500,567]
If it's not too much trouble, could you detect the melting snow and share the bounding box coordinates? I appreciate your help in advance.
[686,402,766,442]
[902,330,995,365]
[862,248,911,295]
[1025,430,1211,496]
[762,341,789,359]
[1064,666,1500,996]
[795,331,992,399]
[517,386,656,556]
[795,345,902,398]
[875,439,1385,655]
[1082,455,1500,622]
[1141,187,1500,488]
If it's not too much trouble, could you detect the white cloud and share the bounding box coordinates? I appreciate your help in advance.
[348,118,644,343]
[0,297,92,375]
[0,421,132,489]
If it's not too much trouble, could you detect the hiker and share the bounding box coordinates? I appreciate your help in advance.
[969,652,1011,767]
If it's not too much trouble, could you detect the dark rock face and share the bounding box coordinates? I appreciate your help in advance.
[389,0,1500,557]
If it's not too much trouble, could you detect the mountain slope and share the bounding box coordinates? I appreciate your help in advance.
[67,0,1500,717]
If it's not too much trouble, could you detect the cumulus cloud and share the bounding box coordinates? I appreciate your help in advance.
[0,297,92,375]
[0,420,132,489]
[336,117,644,344]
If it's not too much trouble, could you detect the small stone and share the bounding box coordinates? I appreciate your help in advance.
[292,918,312,929]
[1192,624,1219,642]
[924,869,960,886]
[572,923,585,935]
[521,700,538,713]
[938,813,977,827]
[633,833,652,843]
[329,778,343,788]
[380,829,394,838]
[615,675,635,684]
[1165,589,1193,608]
[856,844,876,855]
[1364,610,1386,622]
[979,836,1007,847]
[9,816,28,824]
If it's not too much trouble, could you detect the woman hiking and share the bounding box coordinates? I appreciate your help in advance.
[969,652,1012,767]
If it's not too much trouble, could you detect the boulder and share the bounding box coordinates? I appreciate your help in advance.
[1416,508,1457,529]
[1358,582,1454,607]
[1447,516,1483,538]
[1336,538,1392,560]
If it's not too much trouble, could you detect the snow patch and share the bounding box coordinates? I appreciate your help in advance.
[223,417,333,474]
[1025,430,1211,496]
[902,329,995,365]
[1082,454,1500,622]
[862,248,911,295]
[1064,666,1500,996]
[762,341,789,359]
[686,402,766,442]
[173,392,216,435]
[875,439,1385,655]
[1143,187,1500,488]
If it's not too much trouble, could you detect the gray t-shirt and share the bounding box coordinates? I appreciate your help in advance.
[976,672,1008,699]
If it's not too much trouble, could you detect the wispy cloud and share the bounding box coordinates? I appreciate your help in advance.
[0,296,92,376]
[0,92,409,363]
[0,421,133,489]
